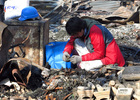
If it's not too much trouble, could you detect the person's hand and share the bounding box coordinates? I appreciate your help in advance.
[70,55,82,64]
[62,52,70,62]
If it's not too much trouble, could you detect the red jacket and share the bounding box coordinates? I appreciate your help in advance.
[64,20,125,67]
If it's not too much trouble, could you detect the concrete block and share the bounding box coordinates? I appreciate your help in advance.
[116,88,133,100]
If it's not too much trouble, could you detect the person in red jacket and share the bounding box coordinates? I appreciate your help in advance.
[62,17,125,71]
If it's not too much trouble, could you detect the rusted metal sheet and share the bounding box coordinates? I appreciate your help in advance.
[0,26,13,70]
[4,19,49,66]
[82,6,139,24]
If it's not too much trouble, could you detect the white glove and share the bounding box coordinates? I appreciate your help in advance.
[70,55,82,64]
[62,52,70,62]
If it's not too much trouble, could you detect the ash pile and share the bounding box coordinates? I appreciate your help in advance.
[0,0,140,100]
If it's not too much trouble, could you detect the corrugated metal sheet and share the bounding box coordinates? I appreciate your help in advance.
[90,1,121,12]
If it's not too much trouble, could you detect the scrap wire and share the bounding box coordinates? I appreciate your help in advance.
[62,92,73,100]
[26,63,32,84]
[22,29,32,44]
[12,68,26,87]
[0,60,27,87]
[133,49,140,58]
[43,4,62,19]
[49,75,61,83]
[44,90,48,96]
[43,0,91,21]
[55,87,63,90]
[74,1,91,12]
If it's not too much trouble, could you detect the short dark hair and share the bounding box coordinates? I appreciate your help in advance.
[65,17,87,36]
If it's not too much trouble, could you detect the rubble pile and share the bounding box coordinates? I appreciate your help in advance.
[1,65,140,100]
[0,66,135,99]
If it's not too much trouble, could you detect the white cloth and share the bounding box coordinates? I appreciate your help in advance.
[78,60,103,71]
[74,38,103,71]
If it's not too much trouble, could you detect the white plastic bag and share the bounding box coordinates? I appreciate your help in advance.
[4,0,29,20]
